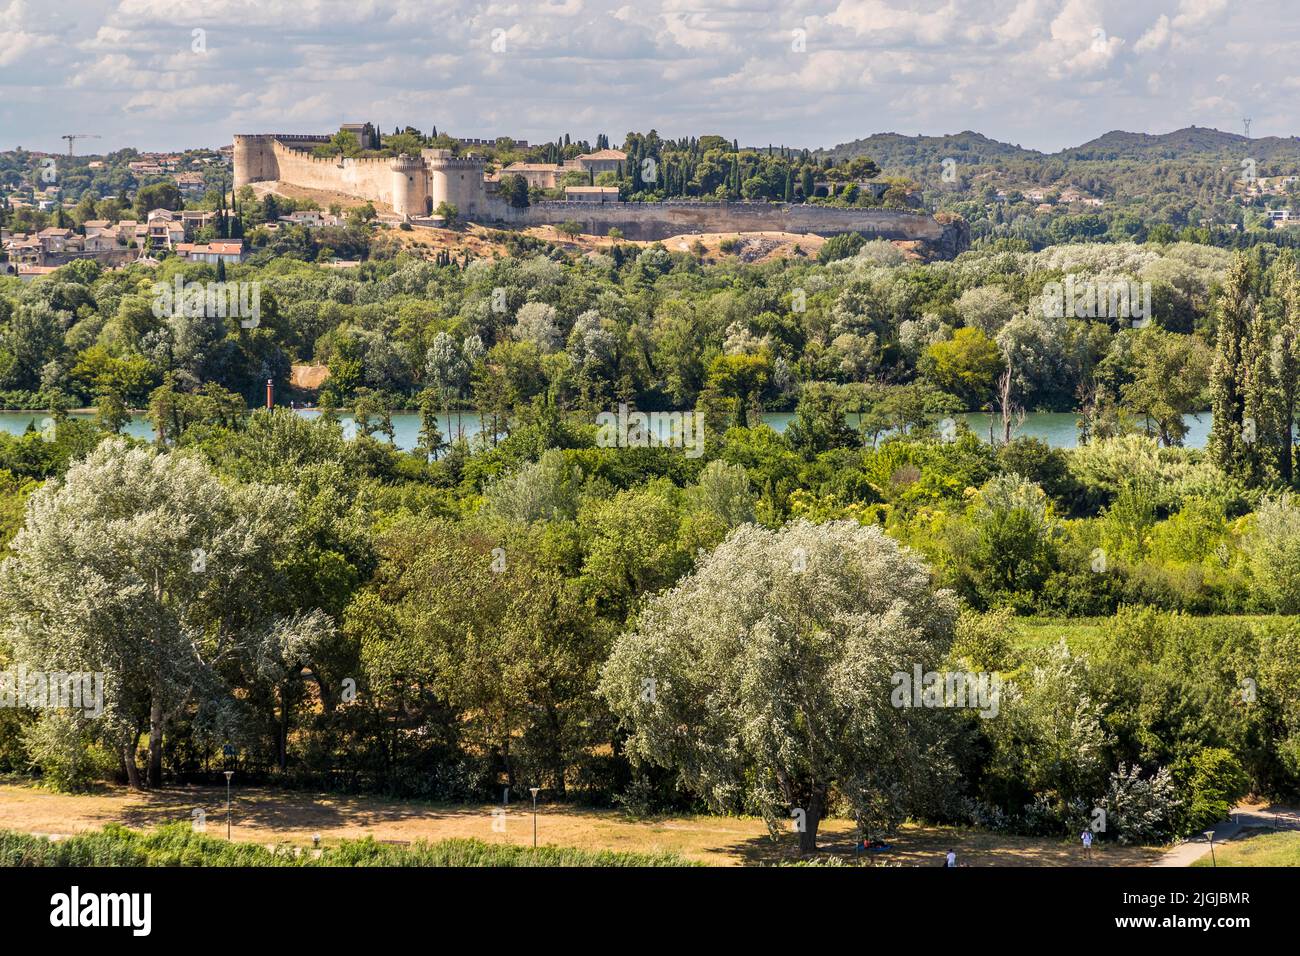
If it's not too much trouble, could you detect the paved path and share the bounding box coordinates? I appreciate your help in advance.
[1152,805,1300,866]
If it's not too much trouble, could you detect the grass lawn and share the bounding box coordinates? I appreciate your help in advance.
[0,781,1160,866]
[1192,828,1300,866]
[1013,614,1300,653]
[1014,617,1109,652]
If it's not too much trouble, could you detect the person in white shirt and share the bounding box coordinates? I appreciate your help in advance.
[945,848,957,867]
[1081,829,1093,859]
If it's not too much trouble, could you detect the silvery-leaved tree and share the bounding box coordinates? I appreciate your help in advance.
[0,438,309,788]
[600,519,960,852]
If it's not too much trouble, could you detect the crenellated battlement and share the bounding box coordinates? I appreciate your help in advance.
[426,157,484,170]
[234,133,332,144]
[422,148,484,170]
[275,141,396,167]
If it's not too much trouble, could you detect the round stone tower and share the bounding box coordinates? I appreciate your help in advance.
[233,134,277,189]
[390,153,430,220]
[424,149,487,218]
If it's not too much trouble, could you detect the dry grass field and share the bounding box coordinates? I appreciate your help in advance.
[0,782,1161,866]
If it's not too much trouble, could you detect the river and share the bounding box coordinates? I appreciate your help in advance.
[0,408,1214,452]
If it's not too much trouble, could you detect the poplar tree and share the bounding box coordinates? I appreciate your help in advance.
[1209,253,1259,482]
[1270,250,1300,485]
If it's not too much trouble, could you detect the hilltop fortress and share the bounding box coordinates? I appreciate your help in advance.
[233,132,968,256]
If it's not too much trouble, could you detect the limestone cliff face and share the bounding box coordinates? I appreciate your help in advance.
[928,214,971,259]
[498,201,970,258]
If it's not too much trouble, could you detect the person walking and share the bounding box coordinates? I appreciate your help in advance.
[1081,828,1093,861]
[945,848,957,868]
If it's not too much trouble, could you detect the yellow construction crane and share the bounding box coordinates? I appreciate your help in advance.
[61,133,102,157]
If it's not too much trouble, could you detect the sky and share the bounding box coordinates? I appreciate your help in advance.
[0,0,1295,155]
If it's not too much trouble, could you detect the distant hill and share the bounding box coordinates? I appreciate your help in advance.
[820,126,1300,172]
[1060,126,1300,162]
[819,131,1043,169]
[1061,126,1243,161]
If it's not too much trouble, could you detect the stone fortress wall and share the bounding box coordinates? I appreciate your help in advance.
[233,132,968,256]
[502,200,952,244]
[238,137,403,208]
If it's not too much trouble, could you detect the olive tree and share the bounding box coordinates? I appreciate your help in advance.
[600,519,960,852]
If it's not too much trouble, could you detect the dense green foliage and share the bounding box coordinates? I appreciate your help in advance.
[0,402,1296,846]
[0,235,1278,433]
[3,212,1300,849]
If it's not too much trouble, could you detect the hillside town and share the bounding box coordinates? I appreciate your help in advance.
[10,118,1300,281]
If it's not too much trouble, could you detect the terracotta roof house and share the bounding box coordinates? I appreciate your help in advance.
[501,162,565,189]
[574,149,626,174]
[564,185,620,203]
[174,241,245,264]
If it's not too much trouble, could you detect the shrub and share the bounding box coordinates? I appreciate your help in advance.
[21,712,116,792]
[998,437,1081,511]
[481,448,584,524]
[949,474,1057,607]
[0,824,699,867]
[1099,763,1182,844]
[1148,496,1227,565]
[1176,748,1249,833]
[816,232,865,263]
[1242,494,1300,612]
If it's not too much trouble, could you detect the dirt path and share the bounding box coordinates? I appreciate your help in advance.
[0,783,1161,866]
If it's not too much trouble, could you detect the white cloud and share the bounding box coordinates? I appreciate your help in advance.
[994,0,1043,43]
[1134,15,1170,53]
[2,0,1299,154]
[1172,0,1229,31]
[827,0,964,45]
[0,0,58,68]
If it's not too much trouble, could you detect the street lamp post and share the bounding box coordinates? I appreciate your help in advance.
[529,787,540,848]
[1204,830,1216,867]
[224,770,234,840]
